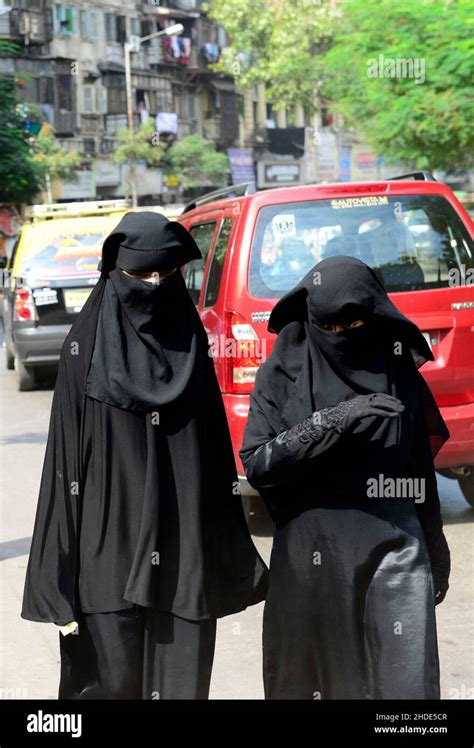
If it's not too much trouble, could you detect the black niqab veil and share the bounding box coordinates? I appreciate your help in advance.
[86,267,202,411]
[87,211,204,411]
[22,211,267,626]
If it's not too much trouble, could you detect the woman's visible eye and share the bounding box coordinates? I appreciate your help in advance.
[346,319,365,329]
[120,268,141,277]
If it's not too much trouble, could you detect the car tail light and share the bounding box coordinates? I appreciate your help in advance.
[222,310,265,394]
[14,287,38,322]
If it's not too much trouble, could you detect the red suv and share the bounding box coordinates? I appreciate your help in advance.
[178,173,474,507]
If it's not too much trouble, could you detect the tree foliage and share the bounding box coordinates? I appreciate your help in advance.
[207,0,473,170]
[322,0,474,170]
[32,129,82,185]
[206,0,338,112]
[163,134,229,189]
[111,119,165,167]
[0,41,43,204]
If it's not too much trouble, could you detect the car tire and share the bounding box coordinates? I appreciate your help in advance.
[14,355,36,391]
[458,472,474,508]
[4,341,14,370]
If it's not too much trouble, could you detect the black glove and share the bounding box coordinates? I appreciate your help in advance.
[429,531,450,606]
[344,393,405,430]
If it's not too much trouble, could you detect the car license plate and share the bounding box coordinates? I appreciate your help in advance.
[63,288,92,313]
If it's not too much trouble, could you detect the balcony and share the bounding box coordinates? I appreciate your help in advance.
[106,44,124,65]
[0,9,48,45]
[80,114,101,135]
[41,107,76,135]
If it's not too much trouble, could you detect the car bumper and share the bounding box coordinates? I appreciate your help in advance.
[436,402,474,468]
[14,324,70,366]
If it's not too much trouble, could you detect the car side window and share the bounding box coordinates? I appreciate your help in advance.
[186,221,217,304]
[203,218,233,308]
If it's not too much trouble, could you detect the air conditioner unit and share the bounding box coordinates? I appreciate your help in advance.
[18,11,30,36]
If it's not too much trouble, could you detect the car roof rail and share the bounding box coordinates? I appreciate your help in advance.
[388,171,436,182]
[25,199,130,221]
[181,182,257,214]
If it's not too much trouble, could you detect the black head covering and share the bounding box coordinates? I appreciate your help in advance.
[99,211,201,273]
[86,211,205,411]
[268,255,433,369]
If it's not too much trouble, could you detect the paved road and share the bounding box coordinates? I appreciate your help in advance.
[1,347,472,700]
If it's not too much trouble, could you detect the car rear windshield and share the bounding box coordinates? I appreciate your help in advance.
[19,228,106,278]
[248,194,474,297]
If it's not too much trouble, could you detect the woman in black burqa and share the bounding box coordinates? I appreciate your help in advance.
[240,255,450,700]
[22,211,267,699]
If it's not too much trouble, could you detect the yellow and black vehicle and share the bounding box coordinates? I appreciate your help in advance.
[2,200,128,390]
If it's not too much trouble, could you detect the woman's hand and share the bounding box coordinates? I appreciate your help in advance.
[344,393,405,430]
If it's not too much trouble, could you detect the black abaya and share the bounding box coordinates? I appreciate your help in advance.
[240,256,450,700]
[21,212,267,699]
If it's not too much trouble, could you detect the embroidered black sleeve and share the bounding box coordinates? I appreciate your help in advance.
[282,401,355,446]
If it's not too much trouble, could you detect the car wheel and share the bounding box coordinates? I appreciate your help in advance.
[458,472,474,508]
[14,355,36,391]
[4,341,14,370]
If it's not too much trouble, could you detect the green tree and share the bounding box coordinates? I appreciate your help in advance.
[32,129,83,202]
[206,0,337,113]
[163,133,229,190]
[321,0,474,170]
[207,0,473,170]
[0,41,43,204]
[111,119,165,207]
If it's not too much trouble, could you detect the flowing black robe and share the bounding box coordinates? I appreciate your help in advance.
[22,271,267,626]
[240,257,450,699]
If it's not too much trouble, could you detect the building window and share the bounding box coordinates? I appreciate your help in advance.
[100,136,117,154]
[80,9,100,42]
[83,138,96,156]
[37,76,54,105]
[176,90,196,121]
[105,114,128,135]
[56,74,73,110]
[107,87,127,115]
[130,18,140,37]
[83,85,95,114]
[156,89,173,113]
[54,4,76,36]
[105,13,127,44]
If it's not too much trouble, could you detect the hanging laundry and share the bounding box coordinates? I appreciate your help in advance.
[156,112,178,135]
[178,37,191,65]
[161,35,174,63]
[201,43,219,63]
[170,35,181,59]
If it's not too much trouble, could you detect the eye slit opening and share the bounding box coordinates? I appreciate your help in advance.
[311,319,332,330]
[120,268,143,276]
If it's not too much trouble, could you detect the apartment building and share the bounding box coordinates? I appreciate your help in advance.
[0,0,400,201]
[0,0,243,200]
